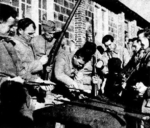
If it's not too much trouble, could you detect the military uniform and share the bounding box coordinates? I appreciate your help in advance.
[135,48,150,86]
[134,48,150,128]
[121,48,150,109]
[101,45,130,70]
[75,50,102,93]
[0,38,23,85]
[54,49,76,88]
[31,34,56,60]
[125,47,150,88]
[0,37,34,126]
[14,35,43,81]
[31,20,59,60]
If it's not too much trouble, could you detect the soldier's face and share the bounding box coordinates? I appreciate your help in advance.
[73,55,85,69]
[104,40,114,52]
[20,24,35,42]
[0,16,15,35]
[87,34,93,42]
[138,33,149,49]
[132,40,141,53]
[45,31,54,41]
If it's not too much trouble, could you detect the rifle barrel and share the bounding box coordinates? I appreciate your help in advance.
[56,99,150,121]
[45,0,82,80]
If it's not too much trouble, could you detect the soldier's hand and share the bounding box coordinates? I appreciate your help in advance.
[7,76,24,84]
[122,82,127,89]
[133,82,148,96]
[40,55,48,65]
[41,80,55,91]
[46,65,53,72]
[92,76,99,84]
[101,66,109,75]
[69,81,79,92]
[96,60,104,69]
[35,77,43,83]
[40,85,54,91]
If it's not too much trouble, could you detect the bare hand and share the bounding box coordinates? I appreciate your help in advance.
[40,85,54,91]
[40,55,48,65]
[96,60,104,68]
[69,81,79,92]
[92,76,99,84]
[133,82,147,96]
[46,65,53,72]
[7,76,24,84]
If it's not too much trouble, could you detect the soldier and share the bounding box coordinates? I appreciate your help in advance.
[97,35,130,94]
[13,18,48,81]
[53,42,96,97]
[0,4,24,84]
[0,3,33,127]
[11,18,55,121]
[31,20,64,79]
[128,29,150,94]
[101,34,130,68]
[125,28,150,128]
[31,20,59,60]
[121,38,142,81]
[75,31,102,94]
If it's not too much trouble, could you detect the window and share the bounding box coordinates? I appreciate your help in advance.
[0,0,19,16]
[38,0,47,23]
[21,0,32,18]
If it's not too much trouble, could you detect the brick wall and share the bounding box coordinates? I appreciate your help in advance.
[75,0,94,47]
[54,0,75,42]
[0,0,142,47]
[54,0,94,47]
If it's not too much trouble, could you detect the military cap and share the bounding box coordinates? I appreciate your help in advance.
[42,20,56,33]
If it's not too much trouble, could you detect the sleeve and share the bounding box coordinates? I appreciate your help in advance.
[31,36,46,59]
[142,54,150,98]
[95,50,102,62]
[15,43,43,74]
[145,55,150,88]
[54,54,75,88]
[123,48,131,67]
[0,77,8,88]
[28,60,43,73]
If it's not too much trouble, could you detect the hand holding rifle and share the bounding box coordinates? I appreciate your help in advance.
[0,72,56,87]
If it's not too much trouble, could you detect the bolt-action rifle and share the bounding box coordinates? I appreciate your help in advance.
[0,72,55,86]
[120,50,146,89]
[91,13,99,97]
[57,99,150,122]
[44,0,82,80]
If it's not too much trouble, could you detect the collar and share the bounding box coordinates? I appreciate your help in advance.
[106,49,118,55]
[144,47,150,54]
[15,35,31,47]
[106,44,118,54]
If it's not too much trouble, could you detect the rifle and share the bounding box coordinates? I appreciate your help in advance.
[120,50,145,89]
[91,13,99,97]
[44,0,82,80]
[0,72,55,86]
[57,99,150,121]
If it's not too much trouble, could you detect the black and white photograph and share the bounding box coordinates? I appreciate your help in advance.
[0,0,150,128]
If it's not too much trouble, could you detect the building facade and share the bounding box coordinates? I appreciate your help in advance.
[0,0,149,48]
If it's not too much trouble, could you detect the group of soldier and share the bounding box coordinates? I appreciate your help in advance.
[0,2,150,128]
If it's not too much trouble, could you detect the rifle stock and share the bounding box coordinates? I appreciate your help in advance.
[44,0,82,80]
